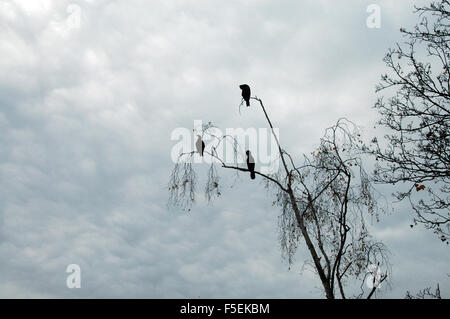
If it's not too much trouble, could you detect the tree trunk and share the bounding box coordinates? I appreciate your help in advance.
[287,189,334,299]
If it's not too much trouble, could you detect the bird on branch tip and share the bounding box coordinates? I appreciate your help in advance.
[239,84,251,107]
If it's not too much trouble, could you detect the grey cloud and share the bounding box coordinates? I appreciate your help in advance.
[0,0,448,298]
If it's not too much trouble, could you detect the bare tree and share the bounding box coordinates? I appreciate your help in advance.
[169,95,390,299]
[367,0,450,243]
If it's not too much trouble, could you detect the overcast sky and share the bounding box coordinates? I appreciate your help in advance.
[0,0,448,298]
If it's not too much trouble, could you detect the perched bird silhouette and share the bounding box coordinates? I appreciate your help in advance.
[246,150,255,180]
[240,84,251,107]
[196,135,205,156]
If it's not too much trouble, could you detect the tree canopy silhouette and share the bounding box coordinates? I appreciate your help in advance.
[366,0,450,243]
[169,91,390,299]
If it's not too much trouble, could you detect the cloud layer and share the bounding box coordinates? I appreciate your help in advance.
[0,0,448,298]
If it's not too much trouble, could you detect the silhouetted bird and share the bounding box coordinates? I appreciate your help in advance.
[240,84,251,107]
[196,135,205,156]
[246,150,255,180]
